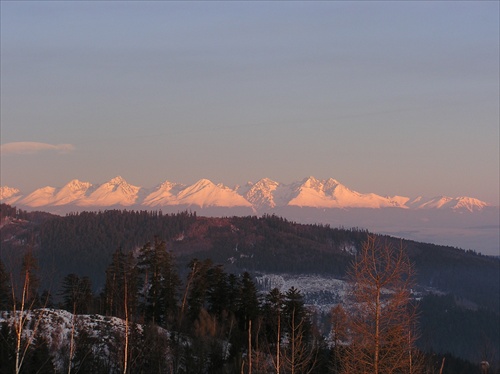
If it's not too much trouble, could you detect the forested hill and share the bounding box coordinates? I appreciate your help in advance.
[1,203,498,312]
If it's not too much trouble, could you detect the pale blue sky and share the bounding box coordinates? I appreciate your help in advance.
[1,1,499,204]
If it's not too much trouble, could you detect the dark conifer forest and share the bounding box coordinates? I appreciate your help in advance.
[0,203,498,373]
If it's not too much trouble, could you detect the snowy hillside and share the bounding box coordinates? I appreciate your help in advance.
[255,273,350,313]
[0,309,135,372]
[0,308,177,373]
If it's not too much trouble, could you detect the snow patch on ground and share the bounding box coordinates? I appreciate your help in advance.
[255,273,349,314]
[0,308,146,372]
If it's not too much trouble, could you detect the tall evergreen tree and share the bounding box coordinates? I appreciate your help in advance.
[183,258,213,324]
[282,286,317,374]
[0,259,10,309]
[60,273,93,314]
[137,238,180,327]
[206,264,229,318]
[283,287,309,337]
[104,248,137,319]
[237,272,259,331]
[263,288,285,374]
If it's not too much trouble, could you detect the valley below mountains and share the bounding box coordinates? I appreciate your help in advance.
[1,207,499,371]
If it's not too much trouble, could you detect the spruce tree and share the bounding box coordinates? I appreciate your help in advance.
[237,272,259,331]
[0,259,10,309]
[60,274,93,314]
[137,238,180,327]
[104,248,137,319]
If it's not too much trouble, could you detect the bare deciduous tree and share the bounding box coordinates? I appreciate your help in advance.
[343,236,421,374]
[11,252,42,374]
[282,308,318,374]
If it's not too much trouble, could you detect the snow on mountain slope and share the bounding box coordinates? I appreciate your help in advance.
[0,176,490,211]
[0,186,20,199]
[19,186,57,207]
[451,197,489,212]
[79,176,141,206]
[244,178,280,208]
[409,196,489,212]
[287,177,342,208]
[387,195,411,207]
[142,180,186,206]
[287,177,405,208]
[10,180,94,207]
[52,179,93,206]
[175,178,252,208]
[0,186,22,204]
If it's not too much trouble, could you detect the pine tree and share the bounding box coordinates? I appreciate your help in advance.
[137,238,180,327]
[104,248,137,319]
[183,258,213,325]
[237,272,259,331]
[0,259,10,309]
[206,264,229,318]
[263,288,285,374]
[283,287,309,336]
[237,272,260,374]
[60,274,93,314]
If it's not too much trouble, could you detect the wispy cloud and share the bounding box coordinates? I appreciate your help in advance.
[0,142,75,155]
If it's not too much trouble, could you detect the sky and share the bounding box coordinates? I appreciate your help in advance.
[1,1,499,205]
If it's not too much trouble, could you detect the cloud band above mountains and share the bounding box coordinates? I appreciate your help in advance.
[0,142,75,155]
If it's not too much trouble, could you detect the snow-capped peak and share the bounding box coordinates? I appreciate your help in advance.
[0,176,491,212]
[51,180,93,206]
[143,180,185,207]
[411,196,489,212]
[81,176,141,206]
[18,186,57,207]
[452,197,488,212]
[300,176,323,191]
[64,179,92,191]
[287,178,409,209]
[194,178,214,187]
[108,175,127,185]
[176,179,252,208]
[244,178,280,208]
[387,195,411,207]
[324,178,341,187]
[0,186,21,200]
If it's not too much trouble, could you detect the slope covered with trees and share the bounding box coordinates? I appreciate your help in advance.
[1,204,497,311]
[0,203,498,371]
[1,237,496,373]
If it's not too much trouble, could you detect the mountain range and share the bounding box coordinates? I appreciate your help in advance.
[0,176,489,213]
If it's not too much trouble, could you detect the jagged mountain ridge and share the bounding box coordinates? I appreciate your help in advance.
[0,176,489,212]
